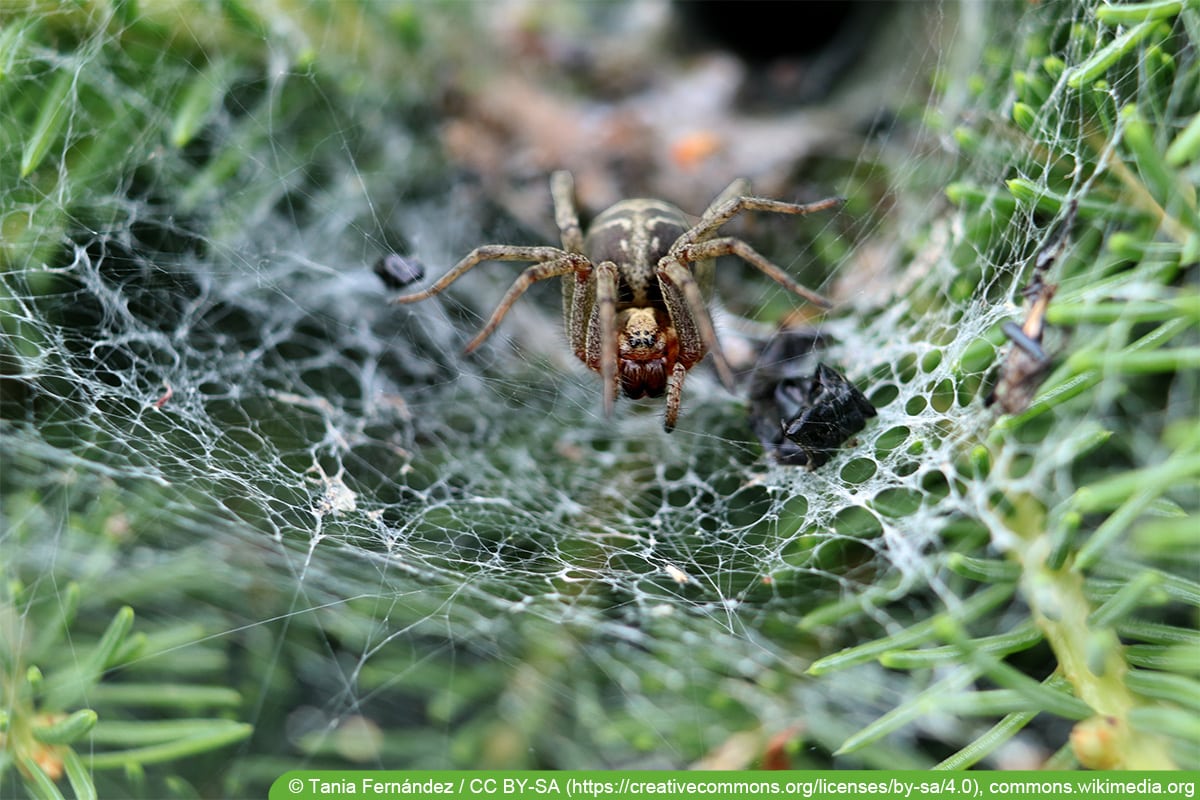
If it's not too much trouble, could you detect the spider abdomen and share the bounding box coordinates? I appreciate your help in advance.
[586,199,690,306]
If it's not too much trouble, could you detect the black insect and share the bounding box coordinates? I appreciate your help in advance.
[747,328,877,468]
[374,253,426,289]
[986,199,1077,415]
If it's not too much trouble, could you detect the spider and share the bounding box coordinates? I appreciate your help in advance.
[392,171,843,431]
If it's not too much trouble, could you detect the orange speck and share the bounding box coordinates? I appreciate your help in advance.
[671,131,723,171]
[762,725,802,770]
[31,743,65,781]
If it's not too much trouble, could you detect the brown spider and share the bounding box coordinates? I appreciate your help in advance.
[392,171,843,431]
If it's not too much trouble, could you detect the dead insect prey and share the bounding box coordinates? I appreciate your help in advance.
[986,199,1077,415]
[748,329,877,468]
[392,171,843,431]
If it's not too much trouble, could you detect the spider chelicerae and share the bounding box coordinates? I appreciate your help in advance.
[392,171,843,431]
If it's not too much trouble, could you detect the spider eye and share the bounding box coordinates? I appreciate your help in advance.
[619,308,670,355]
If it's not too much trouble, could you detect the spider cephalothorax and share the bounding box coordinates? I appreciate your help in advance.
[392,171,842,431]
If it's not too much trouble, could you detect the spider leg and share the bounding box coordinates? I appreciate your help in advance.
[462,253,591,353]
[657,257,736,391]
[663,361,687,432]
[565,266,593,364]
[592,261,620,417]
[551,171,585,254]
[704,178,753,216]
[678,237,832,309]
[674,192,844,252]
[391,245,572,304]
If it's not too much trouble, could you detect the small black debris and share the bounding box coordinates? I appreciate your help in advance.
[374,253,426,289]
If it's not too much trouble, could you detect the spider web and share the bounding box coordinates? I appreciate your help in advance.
[1,1,1196,794]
